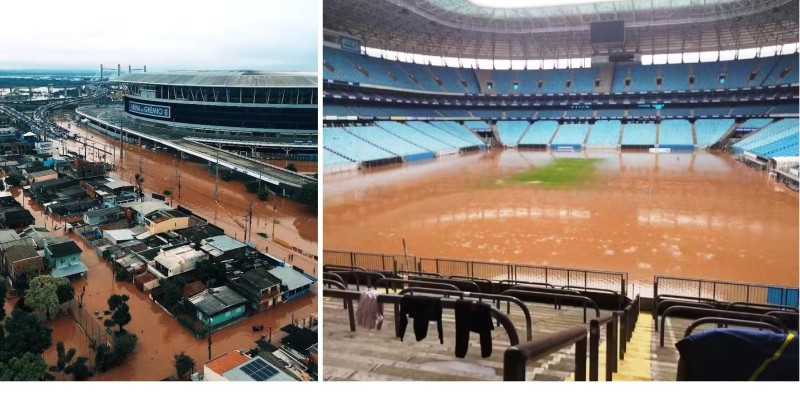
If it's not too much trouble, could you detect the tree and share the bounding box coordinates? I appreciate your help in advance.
[4,173,23,187]
[245,180,259,193]
[69,357,92,381]
[159,277,185,311]
[295,181,317,211]
[56,283,74,304]
[162,189,173,205]
[49,342,76,381]
[286,163,298,172]
[25,275,69,319]
[103,294,131,333]
[173,352,196,380]
[0,352,47,381]
[134,173,145,197]
[257,187,269,201]
[112,333,137,362]
[196,259,225,284]
[2,309,52,359]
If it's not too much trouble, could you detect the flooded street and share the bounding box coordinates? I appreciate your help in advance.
[53,117,318,272]
[9,188,316,380]
[324,150,798,287]
[7,117,320,381]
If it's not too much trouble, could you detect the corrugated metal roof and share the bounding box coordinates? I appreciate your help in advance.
[267,265,314,292]
[112,71,317,88]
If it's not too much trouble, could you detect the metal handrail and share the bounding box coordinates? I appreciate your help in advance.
[684,317,785,337]
[324,264,367,272]
[509,284,582,310]
[561,285,624,309]
[504,325,588,381]
[654,300,718,332]
[322,273,346,286]
[726,302,799,313]
[660,306,788,346]
[448,275,496,293]
[322,288,520,346]
[401,270,444,278]
[375,278,460,293]
[501,288,600,323]
[653,294,721,321]
[329,270,387,291]
[322,279,347,290]
[590,314,616,381]
[401,275,482,292]
[398,287,533,341]
[499,280,555,289]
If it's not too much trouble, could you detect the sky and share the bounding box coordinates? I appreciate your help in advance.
[0,0,319,72]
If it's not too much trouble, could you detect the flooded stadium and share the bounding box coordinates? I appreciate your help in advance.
[324,150,799,289]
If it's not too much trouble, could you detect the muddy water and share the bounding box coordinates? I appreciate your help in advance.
[53,117,318,272]
[324,150,799,287]
[10,187,317,381]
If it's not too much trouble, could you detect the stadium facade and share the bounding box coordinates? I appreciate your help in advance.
[113,71,318,138]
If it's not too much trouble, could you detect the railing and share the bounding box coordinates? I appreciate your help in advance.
[590,315,617,381]
[654,275,799,307]
[504,325,588,381]
[501,289,600,323]
[420,257,627,297]
[398,287,533,341]
[619,295,640,360]
[323,250,627,297]
[322,288,520,346]
[659,306,788,346]
[324,250,416,272]
[376,278,460,293]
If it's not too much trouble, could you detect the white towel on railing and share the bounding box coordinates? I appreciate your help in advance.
[356,288,384,331]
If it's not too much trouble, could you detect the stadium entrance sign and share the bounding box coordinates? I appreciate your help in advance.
[129,101,171,119]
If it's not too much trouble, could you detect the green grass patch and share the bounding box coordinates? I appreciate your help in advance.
[506,158,602,188]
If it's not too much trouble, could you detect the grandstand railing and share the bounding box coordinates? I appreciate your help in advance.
[324,249,628,298]
[654,275,799,307]
[418,257,627,298]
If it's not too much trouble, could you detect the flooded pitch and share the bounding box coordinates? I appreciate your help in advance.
[324,150,798,288]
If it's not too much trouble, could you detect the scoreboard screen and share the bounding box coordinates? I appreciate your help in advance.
[590,20,625,43]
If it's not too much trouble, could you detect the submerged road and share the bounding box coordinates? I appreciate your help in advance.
[75,105,316,191]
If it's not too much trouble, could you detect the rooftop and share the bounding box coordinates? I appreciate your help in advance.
[113,71,318,88]
[188,286,247,316]
[222,356,295,382]
[239,267,282,291]
[205,351,251,376]
[200,235,246,256]
[46,240,83,258]
[4,244,41,263]
[267,265,315,292]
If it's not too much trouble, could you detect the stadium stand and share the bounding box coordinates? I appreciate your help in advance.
[770,103,799,114]
[323,126,397,163]
[738,118,773,130]
[519,121,559,146]
[621,123,657,146]
[695,119,736,148]
[586,120,622,147]
[430,121,486,147]
[693,106,732,117]
[464,120,491,131]
[551,123,590,149]
[376,121,458,154]
[496,121,530,147]
[660,64,691,91]
[658,120,694,149]
[732,118,800,158]
[343,126,434,161]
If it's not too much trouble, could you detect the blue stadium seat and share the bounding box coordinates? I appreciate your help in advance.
[496,120,530,147]
[659,120,693,147]
[519,121,559,145]
[695,119,735,148]
[621,123,657,145]
[586,120,621,146]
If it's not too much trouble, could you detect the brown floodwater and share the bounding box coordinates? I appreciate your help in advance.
[9,188,317,381]
[53,117,318,272]
[324,150,798,289]
[6,117,320,381]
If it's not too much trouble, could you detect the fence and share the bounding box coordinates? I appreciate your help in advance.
[654,275,799,307]
[66,296,114,368]
[323,249,417,272]
[323,249,627,297]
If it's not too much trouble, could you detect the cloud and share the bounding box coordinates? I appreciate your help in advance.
[0,0,319,72]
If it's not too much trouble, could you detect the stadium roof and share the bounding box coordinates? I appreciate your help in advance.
[112,71,317,88]
[324,0,799,59]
